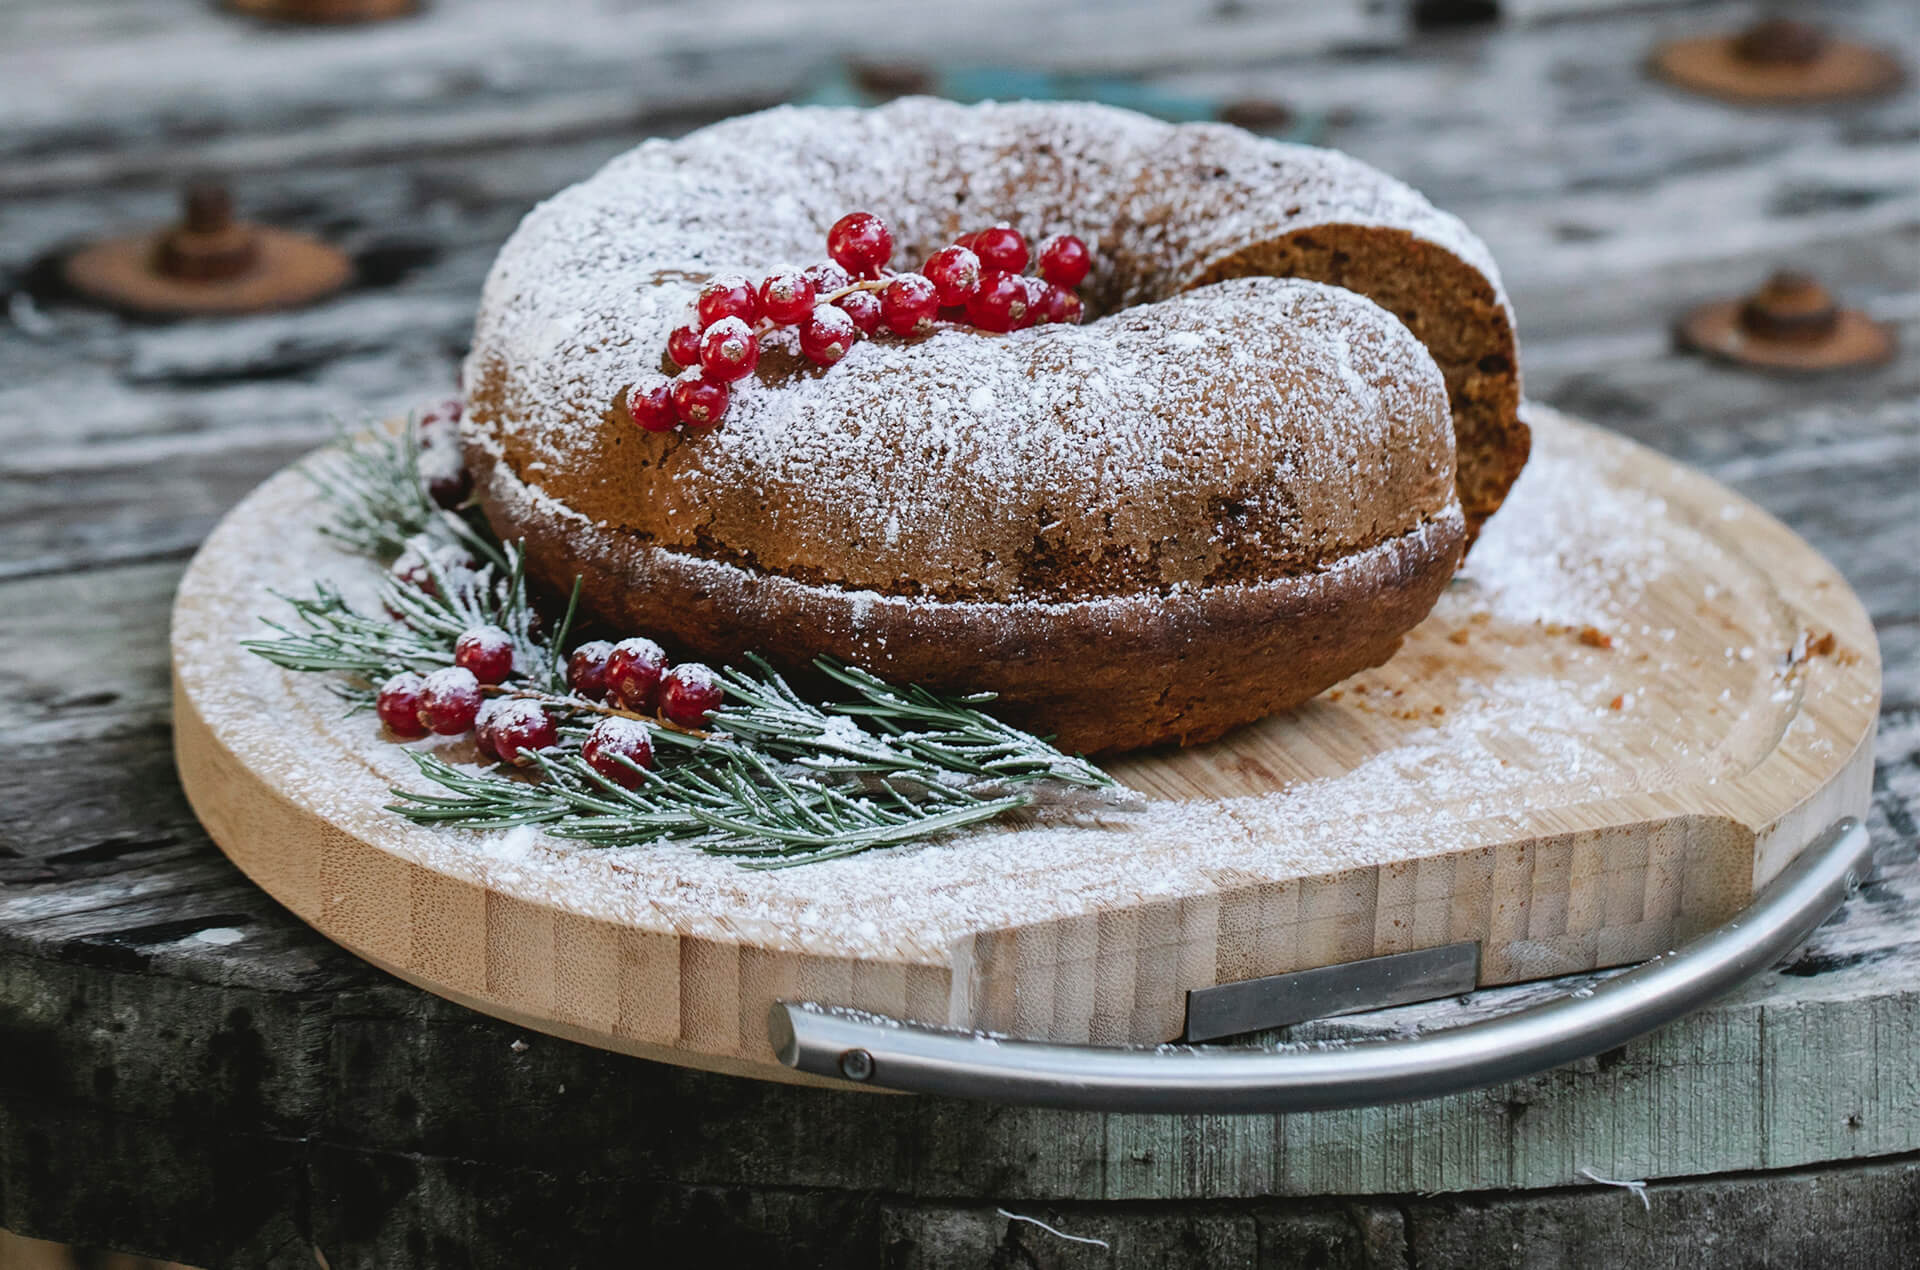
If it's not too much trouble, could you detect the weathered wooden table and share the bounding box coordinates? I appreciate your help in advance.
[2,1,1916,1266]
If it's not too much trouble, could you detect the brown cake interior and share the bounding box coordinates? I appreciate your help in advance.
[1189,224,1527,544]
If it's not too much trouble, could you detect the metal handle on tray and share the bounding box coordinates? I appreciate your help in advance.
[768,817,1872,1112]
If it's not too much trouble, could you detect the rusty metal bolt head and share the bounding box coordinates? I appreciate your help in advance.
[848,60,935,101]
[181,183,236,234]
[225,0,416,24]
[1738,271,1840,342]
[1650,18,1904,105]
[64,181,351,316]
[1219,98,1295,132]
[154,183,260,282]
[1677,268,1894,373]
[1732,17,1829,67]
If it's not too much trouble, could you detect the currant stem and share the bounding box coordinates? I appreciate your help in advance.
[747,275,894,338]
[484,682,715,740]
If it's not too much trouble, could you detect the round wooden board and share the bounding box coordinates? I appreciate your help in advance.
[171,406,1881,1084]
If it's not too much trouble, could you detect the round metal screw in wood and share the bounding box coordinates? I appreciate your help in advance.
[1651,16,1905,105]
[224,0,417,23]
[63,183,353,317]
[1218,98,1295,132]
[1677,271,1894,373]
[847,61,935,101]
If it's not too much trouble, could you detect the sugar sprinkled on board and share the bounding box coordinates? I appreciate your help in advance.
[175,406,1816,967]
[1459,435,1671,629]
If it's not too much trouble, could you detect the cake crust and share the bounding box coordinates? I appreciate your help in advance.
[461,99,1514,751]
[469,440,1466,753]
[472,276,1455,604]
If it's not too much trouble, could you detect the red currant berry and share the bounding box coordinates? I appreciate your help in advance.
[695,274,760,328]
[605,637,669,712]
[473,698,504,760]
[799,304,859,366]
[566,640,616,700]
[376,672,429,739]
[697,316,760,382]
[757,270,817,325]
[838,288,884,335]
[922,245,982,306]
[826,212,893,278]
[1037,234,1091,289]
[417,666,483,735]
[582,717,655,789]
[971,225,1028,274]
[1040,284,1085,326]
[1014,276,1048,330]
[386,547,479,620]
[487,699,558,767]
[881,273,939,337]
[417,408,471,509]
[666,324,702,369]
[422,457,472,511]
[803,260,854,296]
[416,397,463,441]
[628,380,677,433]
[965,271,1028,333]
[389,548,437,598]
[672,376,729,429]
[453,625,515,685]
[659,663,724,727]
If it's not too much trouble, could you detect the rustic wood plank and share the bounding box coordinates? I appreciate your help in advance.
[2,578,1915,1202]
[0,0,1404,197]
[0,0,1915,1260]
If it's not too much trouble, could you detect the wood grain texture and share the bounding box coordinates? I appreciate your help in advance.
[3,0,1918,1262]
[168,409,1881,1079]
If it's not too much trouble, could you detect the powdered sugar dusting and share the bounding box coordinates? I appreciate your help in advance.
[499,279,1451,599]
[461,97,1497,600]
[174,407,1823,967]
[1460,425,1671,629]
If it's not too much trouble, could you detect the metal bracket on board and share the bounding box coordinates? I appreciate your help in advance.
[769,818,1873,1113]
[1183,941,1481,1043]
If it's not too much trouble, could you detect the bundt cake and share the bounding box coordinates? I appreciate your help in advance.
[460,98,1526,753]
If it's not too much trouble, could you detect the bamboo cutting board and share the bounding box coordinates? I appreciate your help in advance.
[171,407,1880,1084]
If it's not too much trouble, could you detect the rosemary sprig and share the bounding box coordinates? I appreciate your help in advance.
[711,655,1109,790]
[392,745,1033,870]
[303,417,507,571]
[247,421,1122,867]
[242,542,560,695]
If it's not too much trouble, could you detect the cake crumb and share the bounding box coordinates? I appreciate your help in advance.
[1577,626,1612,649]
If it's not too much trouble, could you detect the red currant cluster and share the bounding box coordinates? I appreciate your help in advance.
[568,645,725,722]
[416,397,472,509]
[372,622,725,791]
[628,212,1093,434]
[564,637,724,790]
